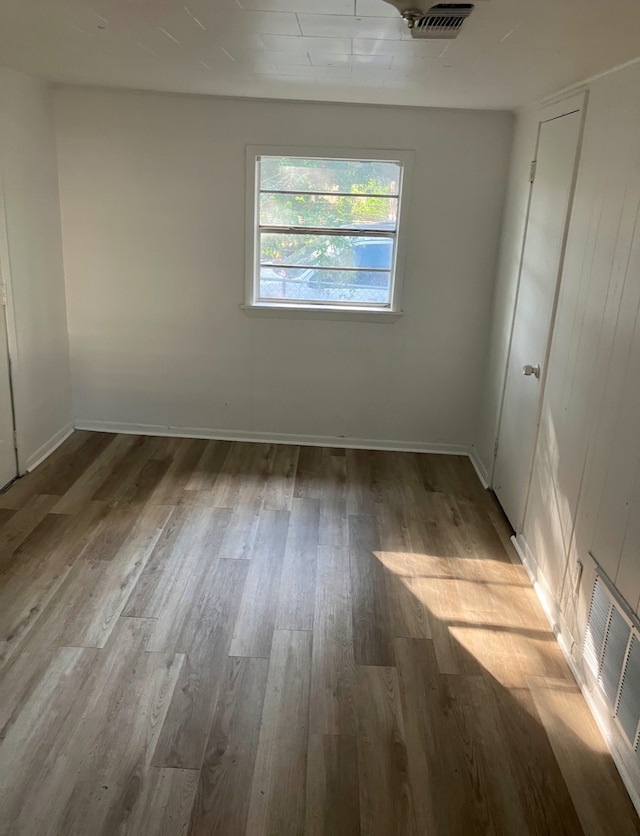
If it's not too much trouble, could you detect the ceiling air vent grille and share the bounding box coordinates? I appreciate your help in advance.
[409,4,474,40]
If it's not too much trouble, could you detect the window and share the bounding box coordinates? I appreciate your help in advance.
[245,148,411,318]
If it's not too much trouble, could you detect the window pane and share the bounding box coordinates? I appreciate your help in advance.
[260,193,397,230]
[260,233,394,271]
[259,266,391,305]
[259,157,401,196]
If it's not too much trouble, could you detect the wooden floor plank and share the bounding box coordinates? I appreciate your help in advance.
[0,508,15,529]
[188,656,269,836]
[121,504,195,618]
[147,437,209,506]
[529,676,640,835]
[376,505,432,640]
[215,503,262,560]
[317,451,348,547]
[416,453,473,496]
[275,498,320,631]
[0,645,101,832]
[293,444,325,500]
[0,648,58,739]
[0,618,183,835]
[123,505,231,619]
[263,443,299,511]
[228,509,289,658]
[150,557,249,769]
[55,643,185,835]
[0,502,107,658]
[309,545,356,736]
[16,503,173,655]
[395,637,530,835]
[305,733,360,836]
[181,439,231,494]
[0,508,73,578]
[29,431,116,500]
[91,435,160,502]
[51,433,139,514]
[407,500,485,676]
[0,494,58,558]
[355,665,415,836]
[117,455,173,508]
[118,767,200,836]
[369,450,423,509]
[245,630,312,836]
[349,514,394,666]
[485,676,585,834]
[345,449,380,515]
[207,442,271,509]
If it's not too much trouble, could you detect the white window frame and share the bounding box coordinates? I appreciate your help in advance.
[243,145,413,322]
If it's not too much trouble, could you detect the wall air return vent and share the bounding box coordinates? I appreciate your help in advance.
[583,566,640,750]
[584,575,611,679]
[402,4,475,40]
[617,634,640,748]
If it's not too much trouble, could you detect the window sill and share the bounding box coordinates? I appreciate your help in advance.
[241,304,403,323]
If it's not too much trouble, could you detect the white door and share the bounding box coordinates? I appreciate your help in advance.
[493,96,585,530]
[0,295,17,490]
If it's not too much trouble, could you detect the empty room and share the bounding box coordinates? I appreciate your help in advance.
[2,0,640,833]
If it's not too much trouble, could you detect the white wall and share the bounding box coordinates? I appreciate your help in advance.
[474,106,538,477]
[54,88,512,450]
[0,69,72,470]
[479,59,640,639]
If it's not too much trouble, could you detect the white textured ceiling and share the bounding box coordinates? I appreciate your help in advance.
[0,0,639,109]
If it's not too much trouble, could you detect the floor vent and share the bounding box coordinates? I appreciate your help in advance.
[584,571,640,749]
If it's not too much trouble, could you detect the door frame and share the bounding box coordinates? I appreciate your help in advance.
[490,89,588,534]
[0,164,21,483]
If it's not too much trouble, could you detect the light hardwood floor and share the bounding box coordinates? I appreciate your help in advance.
[0,431,638,835]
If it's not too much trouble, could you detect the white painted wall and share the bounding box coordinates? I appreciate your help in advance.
[473,105,539,478]
[54,88,512,450]
[0,68,72,471]
[479,59,640,637]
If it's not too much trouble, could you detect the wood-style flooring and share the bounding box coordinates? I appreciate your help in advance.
[0,431,637,835]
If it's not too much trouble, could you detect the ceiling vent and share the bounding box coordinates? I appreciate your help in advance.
[408,4,474,39]
[382,2,475,40]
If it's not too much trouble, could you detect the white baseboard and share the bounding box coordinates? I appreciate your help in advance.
[512,534,564,639]
[511,534,640,816]
[512,533,581,679]
[468,447,490,489]
[25,423,75,472]
[73,418,479,461]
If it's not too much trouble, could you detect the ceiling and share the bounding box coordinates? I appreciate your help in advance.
[1,0,640,109]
